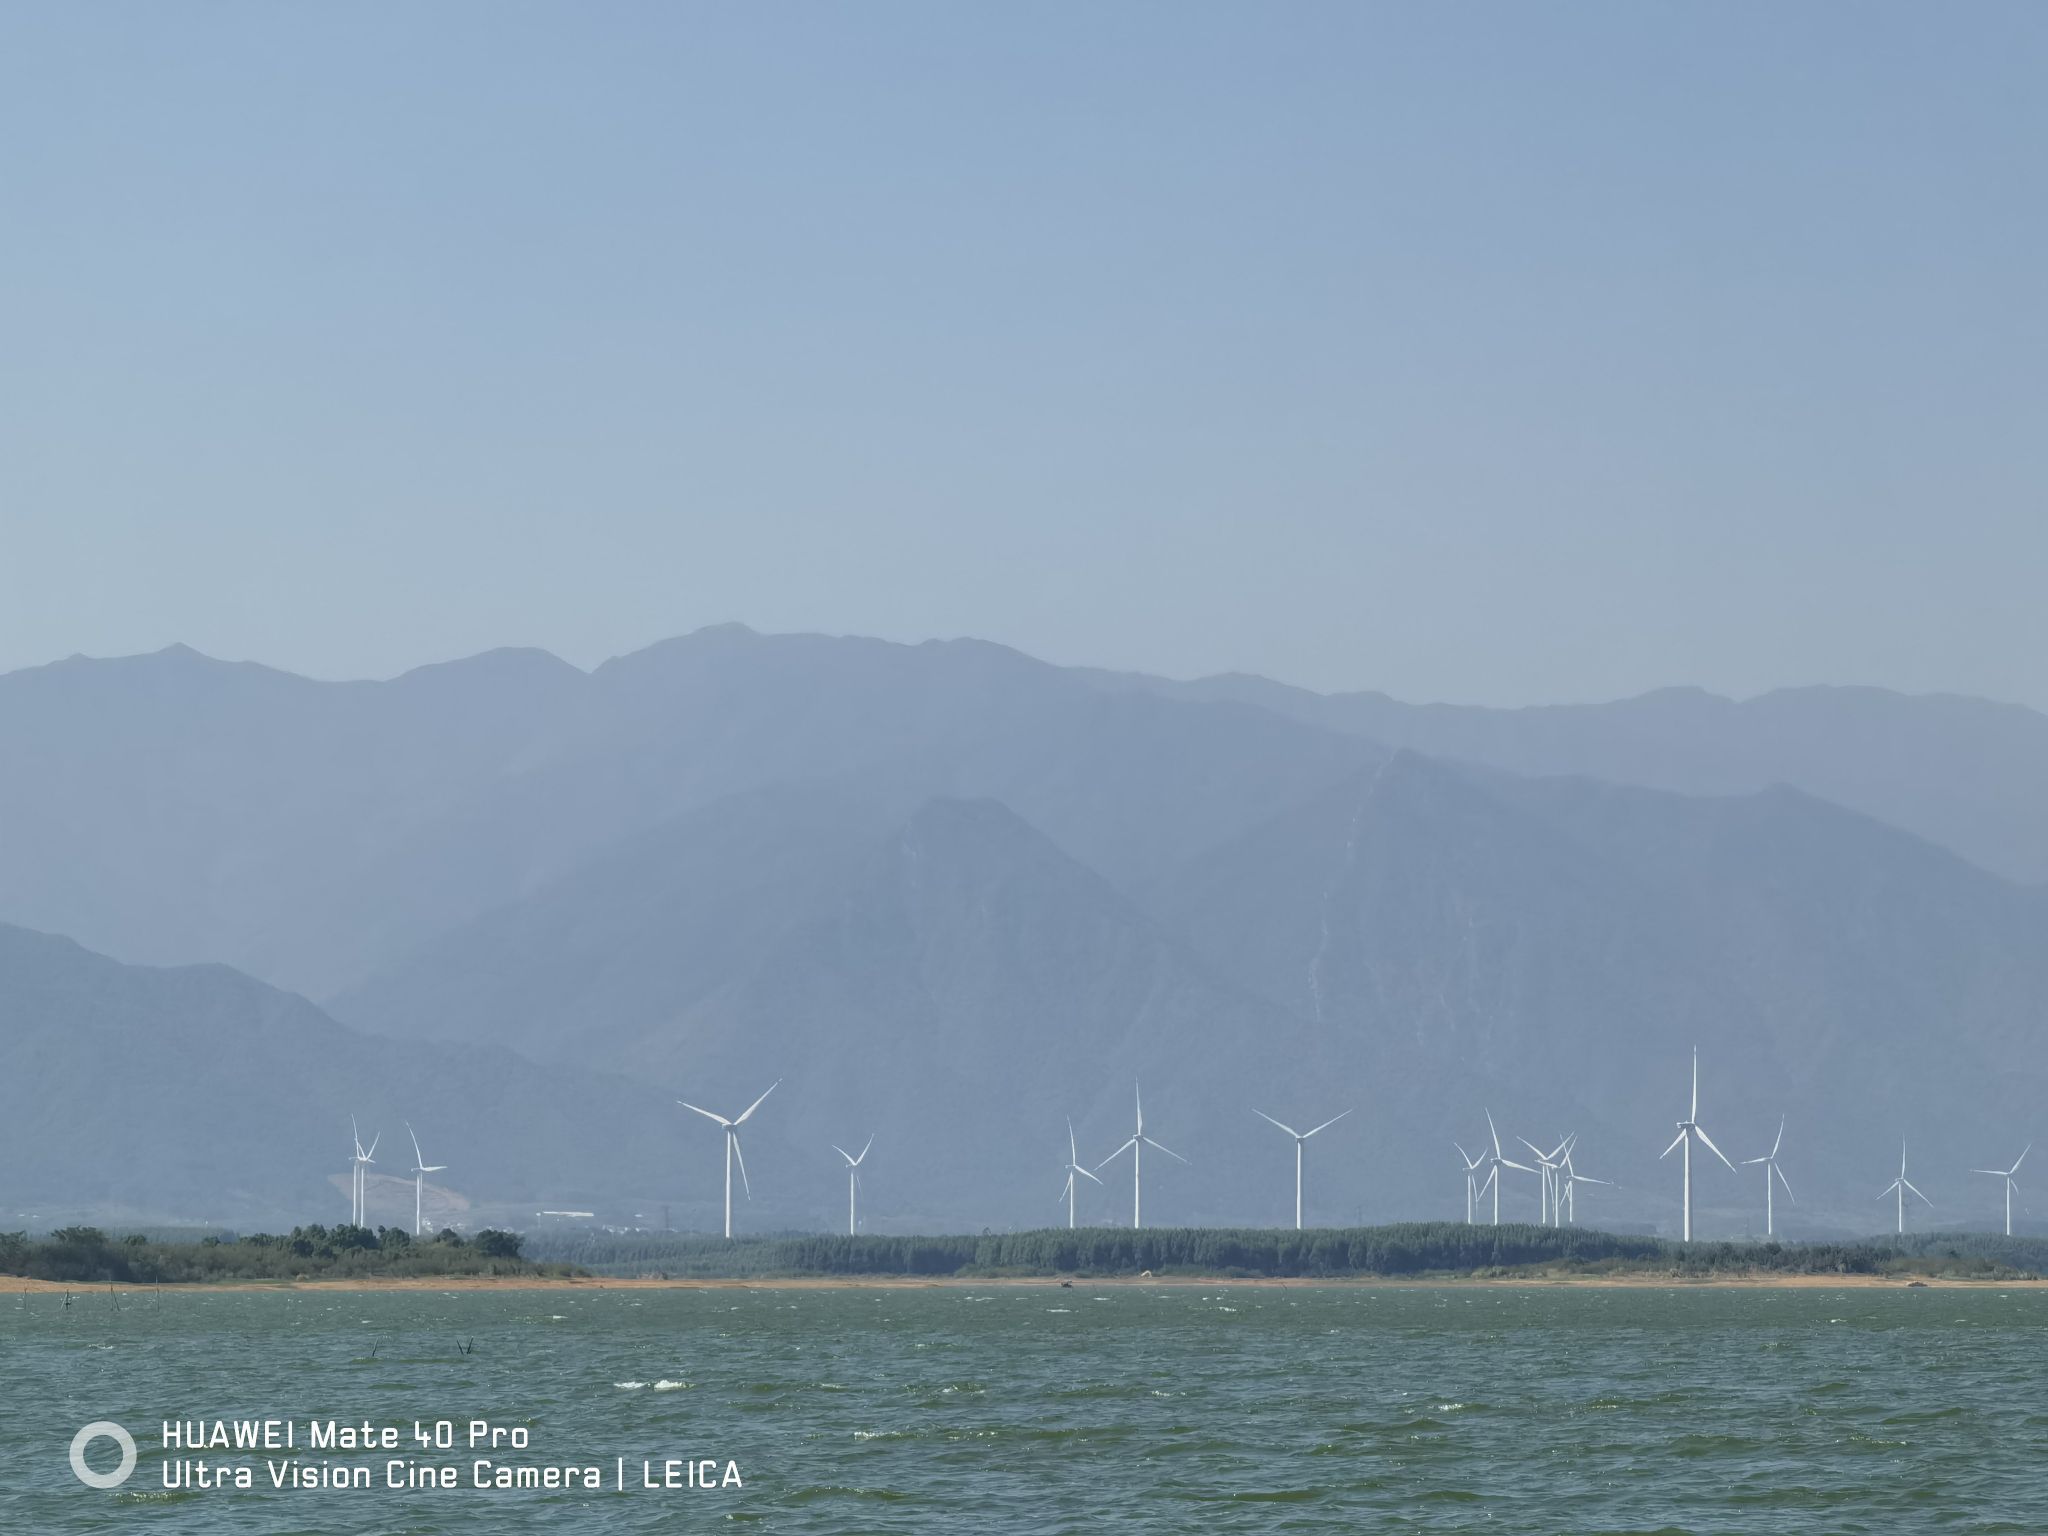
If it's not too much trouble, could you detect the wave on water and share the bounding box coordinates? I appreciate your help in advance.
[653,1379,691,1391]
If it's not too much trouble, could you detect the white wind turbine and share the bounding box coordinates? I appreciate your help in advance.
[678,1080,780,1239]
[1970,1143,2030,1237]
[832,1135,873,1236]
[1517,1133,1574,1226]
[349,1118,380,1228]
[1252,1107,1352,1230]
[1558,1145,1610,1225]
[1057,1117,1103,1230]
[1476,1110,1536,1226]
[1739,1117,1795,1237]
[1454,1143,1485,1224]
[1879,1141,1932,1235]
[406,1122,447,1237]
[1097,1083,1186,1229]
[1659,1046,1735,1242]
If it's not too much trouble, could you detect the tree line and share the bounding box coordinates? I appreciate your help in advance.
[526,1222,2048,1280]
[0,1224,553,1283]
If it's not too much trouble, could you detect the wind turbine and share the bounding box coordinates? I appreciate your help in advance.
[1097,1083,1186,1229]
[1558,1145,1610,1225]
[1879,1141,1932,1235]
[1970,1143,2030,1237]
[832,1135,873,1236]
[1659,1046,1735,1242]
[406,1122,447,1237]
[1476,1110,1536,1226]
[1517,1133,1574,1226]
[1057,1117,1102,1230]
[678,1080,780,1239]
[349,1119,380,1228]
[1453,1142,1485,1224]
[1739,1116,1795,1237]
[1252,1108,1352,1230]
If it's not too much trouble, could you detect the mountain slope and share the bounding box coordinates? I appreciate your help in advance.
[0,923,695,1229]
[1156,751,2048,1231]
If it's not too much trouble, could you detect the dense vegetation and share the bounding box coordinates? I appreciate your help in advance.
[0,1225,570,1284]
[526,1223,2048,1281]
[10,1222,2040,1285]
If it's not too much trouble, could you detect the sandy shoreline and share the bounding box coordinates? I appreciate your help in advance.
[7,1271,2037,1295]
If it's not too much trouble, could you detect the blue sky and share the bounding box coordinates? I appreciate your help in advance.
[3,4,2043,705]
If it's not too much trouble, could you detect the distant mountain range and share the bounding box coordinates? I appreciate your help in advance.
[2,628,2044,1237]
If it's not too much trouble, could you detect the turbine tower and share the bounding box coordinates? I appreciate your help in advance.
[405,1122,447,1237]
[1476,1110,1536,1226]
[832,1135,873,1236]
[678,1079,780,1239]
[1251,1107,1352,1230]
[1057,1118,1103,1229]
[346,1118,362,1225]
[1739,1117,1795,1237]
[1879,1141,1932,1235]
[1097,1083,1186,1229]
[1970,1143,2030,1237]
[1453,1142,1484,1224]
[1659,1046,1735,1242]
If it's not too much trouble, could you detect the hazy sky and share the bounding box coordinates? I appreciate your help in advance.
[3,4,2044,706]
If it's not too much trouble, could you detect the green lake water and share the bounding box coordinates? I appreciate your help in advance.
[2,1284,2042,1533]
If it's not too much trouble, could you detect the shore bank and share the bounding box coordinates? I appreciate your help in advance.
[8,1271,2038,1294]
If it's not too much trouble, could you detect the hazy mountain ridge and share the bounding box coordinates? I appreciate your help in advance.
[0,629,1380,996]
[1078,665,2048,884]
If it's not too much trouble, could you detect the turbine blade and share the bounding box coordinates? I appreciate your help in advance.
[734,1079,781,1126]
[1479,1166,1496,1197]
[1773,1163,1794,1203]
[1096,1137,1137,1170]
[2014,1143,2033,1176]
[1058,1173,1073,1205]
[1075,1164,1103,1185]
[365,1132,380,1159]
[832,1144,855,1166]
[407,1122,425,1169]
[1880,1180,1902,1199]
[1252,1109,1299,1137]
[857,1134,874,1165]
[732,1133,751,1198]
[1771,1116,1785,1159]
[1143,1135,1188,1164]
[678,1101,733,1127]
[1303,1109,1353,1138]
[1690,1045,1698,1122]
[1741,1155,1769,1165]
[1068,1117,1079,1165]
[1660,1132,1686,1160]
[1500,1158,1536,1174]
[1692,1126,1737,1172]
[1517,1137,1546,1160]
[1486,1108,1501,1158]
[1905,1180,1931,1205]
